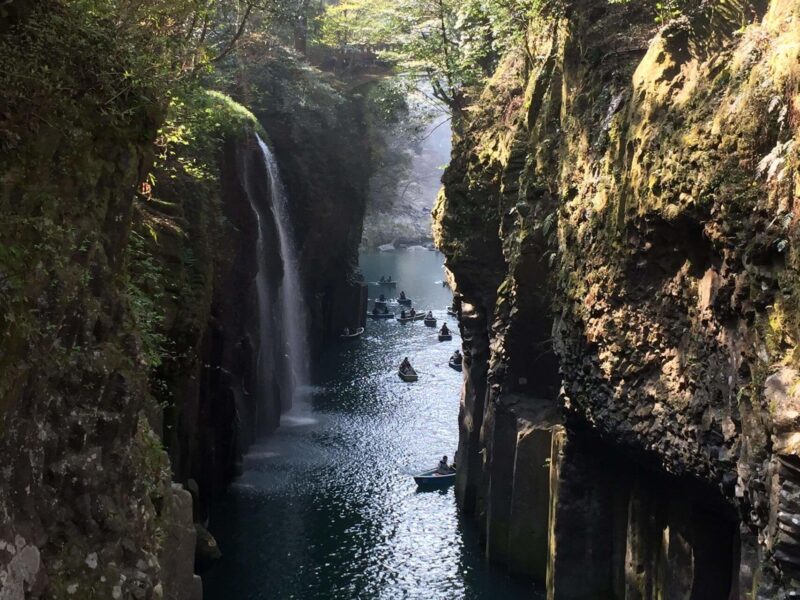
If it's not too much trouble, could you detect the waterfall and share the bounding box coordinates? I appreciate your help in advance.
[247,134,310,423]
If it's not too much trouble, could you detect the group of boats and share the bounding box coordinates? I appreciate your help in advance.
[367,289,414,320]
[342,275,460,488]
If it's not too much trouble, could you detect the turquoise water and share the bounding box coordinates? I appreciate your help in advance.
[203,250,537,600]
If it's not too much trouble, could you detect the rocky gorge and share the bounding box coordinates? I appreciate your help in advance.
[4,0,800,598]
[434,0,800,597]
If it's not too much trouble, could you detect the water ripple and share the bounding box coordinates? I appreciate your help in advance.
[204,251,539,600]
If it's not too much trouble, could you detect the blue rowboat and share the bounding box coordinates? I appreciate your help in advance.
[414,468,456,488]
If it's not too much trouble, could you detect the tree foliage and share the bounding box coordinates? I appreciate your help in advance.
[318,0,536,111]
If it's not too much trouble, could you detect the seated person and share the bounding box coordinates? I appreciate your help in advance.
[400,309,406,319]
[440,323,450,335]
[399,291,406,300]
[451,349,461,361]
[437,455,451,474]
[409,308,416,317]
[426,311,433,319]
[400,357,412,372]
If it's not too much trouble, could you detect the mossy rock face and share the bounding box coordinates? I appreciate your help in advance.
[0,3,190,598]
[434,0,800,591]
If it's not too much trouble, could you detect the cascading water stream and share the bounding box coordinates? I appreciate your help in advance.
[247,134,311,423]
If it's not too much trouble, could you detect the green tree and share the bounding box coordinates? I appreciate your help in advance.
[319,0,535,111]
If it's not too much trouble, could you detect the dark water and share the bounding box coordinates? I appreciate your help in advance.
[204,250,537,600]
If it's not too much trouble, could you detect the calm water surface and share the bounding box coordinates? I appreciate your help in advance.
[204,250,537,600]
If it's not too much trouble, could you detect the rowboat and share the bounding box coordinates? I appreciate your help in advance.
[424,318,436,327]
[397,315,416,323]
[413,468,456,488]
[340,327,365,340]
[438,333,452,342]
[448,356,462,371]
[412,313,426,321]
[446,306,457,317]
[399,367,418,382]
[368,312,395,319]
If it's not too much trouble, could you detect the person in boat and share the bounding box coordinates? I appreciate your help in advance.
[399,291,407,300]
[387,276,392,282]
[400,309,406,319]
[379,293,386,302]
[440,323,450,336]
[451,349,462,362]
[437,455,451,474]
[400,357,412,373]
[380,276,385,283]
[409,308,416,317]
[426,311,433,319]
[372,306,380,315]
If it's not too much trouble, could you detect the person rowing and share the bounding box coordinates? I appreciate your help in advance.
[400,357,412,373]
[399,291,407,300]
[440,323,450,336]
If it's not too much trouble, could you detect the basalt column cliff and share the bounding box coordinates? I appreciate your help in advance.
[434,0,800,597]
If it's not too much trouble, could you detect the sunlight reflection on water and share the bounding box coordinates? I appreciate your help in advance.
[203,250,539,600]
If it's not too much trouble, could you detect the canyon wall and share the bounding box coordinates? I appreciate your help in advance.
[434,0,800,597]
[0,4,202,597]
[0,4,370,598]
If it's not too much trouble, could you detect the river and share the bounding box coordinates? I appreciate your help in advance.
[203,249,537,600]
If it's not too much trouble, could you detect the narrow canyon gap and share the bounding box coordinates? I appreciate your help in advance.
[3,1,800,599]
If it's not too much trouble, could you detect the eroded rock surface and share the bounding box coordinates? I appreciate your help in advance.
[434,0,800,596]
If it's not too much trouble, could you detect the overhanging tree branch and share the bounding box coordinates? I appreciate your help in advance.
[210,1,254,63]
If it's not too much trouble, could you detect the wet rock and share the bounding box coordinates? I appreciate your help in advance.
[194,524,221,575]
[158,485,203,600]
